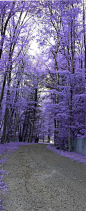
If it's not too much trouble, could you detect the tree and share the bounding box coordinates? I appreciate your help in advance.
[36,0,85,150]
[0,1,41,143]
[0,0,85,154]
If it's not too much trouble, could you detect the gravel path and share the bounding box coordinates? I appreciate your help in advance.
[1,143,86,211]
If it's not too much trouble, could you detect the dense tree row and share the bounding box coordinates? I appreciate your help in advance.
[37,0,86,150]
[0,0,86,152]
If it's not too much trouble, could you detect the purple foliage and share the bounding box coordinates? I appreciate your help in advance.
[0,1,86,152]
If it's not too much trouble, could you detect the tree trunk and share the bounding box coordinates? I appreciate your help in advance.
[43,134,44,143]
[48,134,50,143]
[68,11,75,151]
[29,88,38,143]
[54,65,59,146]
[83,0,86,135]
[68,88,72,151]
[12,111,19,142]
[1,107,9,144]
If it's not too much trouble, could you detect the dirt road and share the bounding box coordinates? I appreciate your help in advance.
[1,144,86,211]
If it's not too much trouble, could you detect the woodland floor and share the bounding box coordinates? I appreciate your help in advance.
[0,143,86,211]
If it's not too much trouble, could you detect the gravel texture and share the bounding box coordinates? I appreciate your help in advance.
[1,143,86,211]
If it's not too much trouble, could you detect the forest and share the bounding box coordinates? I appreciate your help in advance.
[0,0,86,152]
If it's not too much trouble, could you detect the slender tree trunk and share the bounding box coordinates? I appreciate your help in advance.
[68,88,72,151]
[54,56,59,146]
[1,107,9,144]
[12,111,19,142]
[0,73,7,108]
[29,88,38,143]
[68,12,75,151]
[83,0,86,135]
[48,134,50,143]
[43,134,44,143]
[21,112,28,142]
